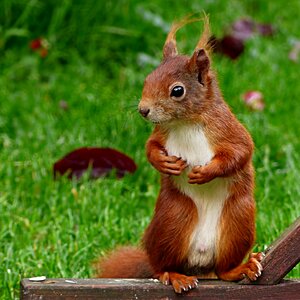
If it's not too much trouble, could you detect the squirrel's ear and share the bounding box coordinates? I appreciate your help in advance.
[163,40,178,60]
[189,49,210,85]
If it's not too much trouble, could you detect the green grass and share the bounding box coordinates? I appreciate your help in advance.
[0,1,300,299]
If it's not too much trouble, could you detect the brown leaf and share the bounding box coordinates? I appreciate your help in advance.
[211,18,275,60]
[53,147,137,180]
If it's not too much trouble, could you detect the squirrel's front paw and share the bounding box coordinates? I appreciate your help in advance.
[188,166,215,184]
[150,151,187,175]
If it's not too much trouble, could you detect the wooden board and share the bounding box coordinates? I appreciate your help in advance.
[21,278,300,300]
[241,216,300,284]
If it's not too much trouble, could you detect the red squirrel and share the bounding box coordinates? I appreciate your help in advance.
[96,16,263,294]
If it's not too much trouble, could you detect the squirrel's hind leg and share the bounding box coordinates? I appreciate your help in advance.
[155,271,198,294]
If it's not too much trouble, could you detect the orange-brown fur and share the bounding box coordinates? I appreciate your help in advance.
[95,16,263,293]
[143,176,198,273]
[95,246,153,278]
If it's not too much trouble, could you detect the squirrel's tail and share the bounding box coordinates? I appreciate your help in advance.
[94,246,154,278]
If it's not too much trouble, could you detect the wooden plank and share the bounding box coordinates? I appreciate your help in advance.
[241,216,300,284]
[21,278,300,300]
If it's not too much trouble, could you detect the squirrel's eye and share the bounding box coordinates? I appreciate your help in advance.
[170,86,185,99]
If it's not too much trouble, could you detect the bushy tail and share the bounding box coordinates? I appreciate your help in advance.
[94,246,154,278]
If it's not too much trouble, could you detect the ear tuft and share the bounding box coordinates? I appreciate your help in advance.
[163,14,203,60]
[195,13,211,53]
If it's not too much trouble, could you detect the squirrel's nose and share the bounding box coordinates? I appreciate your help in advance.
[139,107,150,118]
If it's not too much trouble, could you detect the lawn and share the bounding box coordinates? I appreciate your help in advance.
[0,1,300,299]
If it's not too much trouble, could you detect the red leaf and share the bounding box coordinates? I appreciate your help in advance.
[211,18,275,60]
[53,147,137,180]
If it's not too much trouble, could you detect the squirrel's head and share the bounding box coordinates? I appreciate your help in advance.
[139,15,213,125]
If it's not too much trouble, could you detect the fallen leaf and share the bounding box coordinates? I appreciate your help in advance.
[212,35,245,60]
[242,91,265,111]
[53,147,137,180]
[212,18,275,60]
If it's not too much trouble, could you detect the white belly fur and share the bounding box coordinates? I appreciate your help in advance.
[165,124,229,269]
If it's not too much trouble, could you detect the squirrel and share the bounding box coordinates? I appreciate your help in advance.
[95,16,264,294]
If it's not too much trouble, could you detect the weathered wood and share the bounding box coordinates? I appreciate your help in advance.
[240,216,300,284]
[21,278,300,300]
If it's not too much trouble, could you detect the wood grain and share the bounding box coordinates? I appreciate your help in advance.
[21,278,300,300]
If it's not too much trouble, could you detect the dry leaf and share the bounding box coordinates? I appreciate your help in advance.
[212,18,275,60]
[212,35,245,60]
[53,147,137,180]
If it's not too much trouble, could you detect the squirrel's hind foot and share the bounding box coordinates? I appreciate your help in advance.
[155,271,198,294]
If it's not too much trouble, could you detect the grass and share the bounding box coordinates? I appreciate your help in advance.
[0,0,300,299]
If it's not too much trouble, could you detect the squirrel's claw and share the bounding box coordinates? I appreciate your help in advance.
[156,272,198,294]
